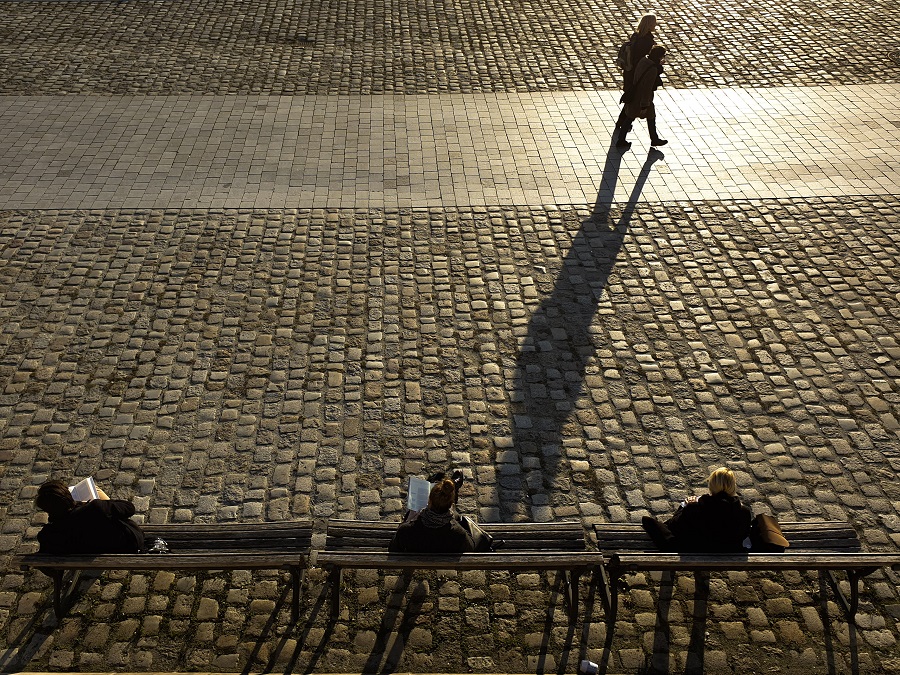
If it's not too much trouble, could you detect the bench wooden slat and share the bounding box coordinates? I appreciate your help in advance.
[608,552,897,572]
[317,551,602,571]
[16,552,305,571]
[323,535,583,550]
[324,520,585,552]
[594,521,861,554]
[595,537,861,552]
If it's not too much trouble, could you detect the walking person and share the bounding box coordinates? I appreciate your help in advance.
[620,13,657,102]
[615,45,669,150]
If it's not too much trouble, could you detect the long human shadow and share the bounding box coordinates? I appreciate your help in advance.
[503,145,663,519]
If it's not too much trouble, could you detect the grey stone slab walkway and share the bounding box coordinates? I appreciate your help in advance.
[2,85,898,210]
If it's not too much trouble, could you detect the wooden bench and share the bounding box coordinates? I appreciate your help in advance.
[594,521,900,638]
[319,519,600,621]
[16,520,313,622]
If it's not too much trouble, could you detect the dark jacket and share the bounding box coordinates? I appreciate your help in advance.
[665,492,752,553]
[388,509,475,554]
[624,56,662,118]
[38,499,145,555]
[622,32,655,93]
[628,32,655,69]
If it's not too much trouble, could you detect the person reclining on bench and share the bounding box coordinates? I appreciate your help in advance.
[389,471,496,553]
[642,467,755,553]
[35,480,148,555]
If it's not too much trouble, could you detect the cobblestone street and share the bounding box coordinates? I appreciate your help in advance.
[1,0,899,673]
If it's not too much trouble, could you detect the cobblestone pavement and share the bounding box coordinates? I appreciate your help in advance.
[2,86,899,209]
[2,0,900,672]
[1,0,899,95]
[1,198,899,672]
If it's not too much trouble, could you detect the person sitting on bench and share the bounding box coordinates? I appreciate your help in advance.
[389,476,476,553]
[35,480,146,555]
[642,467,752,553]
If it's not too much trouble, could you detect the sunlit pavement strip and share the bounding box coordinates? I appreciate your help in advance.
[1,84,898,210]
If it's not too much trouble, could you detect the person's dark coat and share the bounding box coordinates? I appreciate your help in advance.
[622,32,655,94]
[37,499,145,555]
[665,491,753,553]
[388,508,475,554]
[624,56,662,119]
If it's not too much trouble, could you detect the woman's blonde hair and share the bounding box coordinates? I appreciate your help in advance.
[428,479,456,513]
[636,13,657,36]
[708,467,737,496]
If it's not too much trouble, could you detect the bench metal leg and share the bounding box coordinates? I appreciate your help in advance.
[560,570,581,622]
[289,566,304,623]
[50,570,65,621]
[823,568,878,623]
[604,568,621,648]
[594,564,612,618]
[328,567,342,619]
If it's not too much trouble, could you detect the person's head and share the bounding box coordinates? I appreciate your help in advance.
[648,45,667,63]
[427,479,457,514]
[35,480,76,520]
[636,13,657,36]
[707,467,737,496]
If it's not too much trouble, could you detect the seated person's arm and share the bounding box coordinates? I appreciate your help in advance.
[389,522,411,553]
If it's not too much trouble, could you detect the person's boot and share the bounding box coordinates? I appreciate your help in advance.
[616,127,631,149]
[648,118,668,146]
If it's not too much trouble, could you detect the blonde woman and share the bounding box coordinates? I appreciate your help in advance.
[621,13,657,99]
[642,467,752,552]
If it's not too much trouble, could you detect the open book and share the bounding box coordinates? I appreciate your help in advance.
[69,476,99,502]
[407,477,433,512]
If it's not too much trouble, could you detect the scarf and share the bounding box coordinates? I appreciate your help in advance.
[419,508,453,528]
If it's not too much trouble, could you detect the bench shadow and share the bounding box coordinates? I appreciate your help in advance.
[241,579,293,675]
[267,581,333,675]
[534,572,577,674]
[505,145,663,520]
[0,569,104,671]
[817,574,860,675]
[361,572,426,674]
[0,596,54,671]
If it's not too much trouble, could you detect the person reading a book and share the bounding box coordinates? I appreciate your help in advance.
[641,467,753,553]
[34,480,146,554]
[389,478,476,554]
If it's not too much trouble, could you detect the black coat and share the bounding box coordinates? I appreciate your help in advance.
[38,499,146,554]
[388,509,475,554]
[623,57,662,118]
[629,32,656,67]
[622,32,656,92]
[665,492,752,553]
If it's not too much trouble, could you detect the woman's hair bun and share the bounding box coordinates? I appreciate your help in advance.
[428,478,456,512]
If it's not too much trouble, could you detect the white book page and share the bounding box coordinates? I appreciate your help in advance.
[407,477,433,512]
[68,476,99,502]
